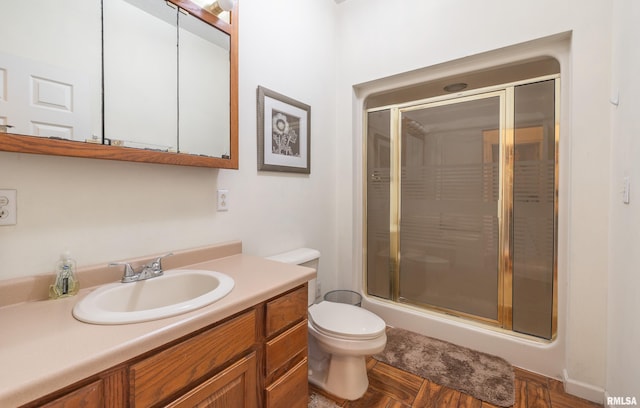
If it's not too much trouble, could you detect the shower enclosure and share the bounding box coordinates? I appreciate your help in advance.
[366,77,558,340]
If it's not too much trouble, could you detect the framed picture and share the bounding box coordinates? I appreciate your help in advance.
[257,86,311,173]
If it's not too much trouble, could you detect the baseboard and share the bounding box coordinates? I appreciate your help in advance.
[562,369,605,404]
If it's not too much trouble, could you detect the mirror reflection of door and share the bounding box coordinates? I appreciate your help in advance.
[0,0,101,141]
[0,53,92,140]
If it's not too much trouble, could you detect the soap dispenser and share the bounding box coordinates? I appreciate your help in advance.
[49,251,79,299]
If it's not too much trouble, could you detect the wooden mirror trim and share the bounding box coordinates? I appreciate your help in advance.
[0,1,238,170]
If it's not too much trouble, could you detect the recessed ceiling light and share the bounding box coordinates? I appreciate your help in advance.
[443,82,468,93]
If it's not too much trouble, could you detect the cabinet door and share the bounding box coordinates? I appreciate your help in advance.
[39,380,103,408]
[166,353,257,408]
[131,310,256,407]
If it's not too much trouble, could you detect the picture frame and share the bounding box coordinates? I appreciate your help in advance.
[257,86,311,173]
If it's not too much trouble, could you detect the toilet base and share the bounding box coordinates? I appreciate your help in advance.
[308,353,369,400]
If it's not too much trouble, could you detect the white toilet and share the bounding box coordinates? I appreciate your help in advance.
[267,248,387,400]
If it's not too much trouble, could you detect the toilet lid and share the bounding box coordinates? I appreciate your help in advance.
[308,301,386,340]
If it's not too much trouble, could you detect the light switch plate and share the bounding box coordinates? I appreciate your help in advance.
[0,189,17,226]
[623,176,630,204]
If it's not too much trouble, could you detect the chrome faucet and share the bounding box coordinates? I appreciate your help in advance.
[109,252,173,283]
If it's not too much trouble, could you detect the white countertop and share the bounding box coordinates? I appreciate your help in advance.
[0,253,315,407]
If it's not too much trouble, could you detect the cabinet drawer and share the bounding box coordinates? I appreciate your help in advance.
[130,309,256,407]
[265,357,308,408]
[265,319,307,381]
[166,352,257,408]
[265,285,307,337]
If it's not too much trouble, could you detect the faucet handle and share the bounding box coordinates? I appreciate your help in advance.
[154,252,174,261]
[149,252,174,272]
[109,261,136,281]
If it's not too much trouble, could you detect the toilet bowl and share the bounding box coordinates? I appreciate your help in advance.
[267,248,387,400]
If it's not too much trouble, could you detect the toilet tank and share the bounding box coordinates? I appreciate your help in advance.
[267,248,320,305]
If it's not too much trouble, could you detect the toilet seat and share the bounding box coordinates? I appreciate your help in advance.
[308,301,386,340]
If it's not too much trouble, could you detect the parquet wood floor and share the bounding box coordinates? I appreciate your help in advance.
[310,358,603,408]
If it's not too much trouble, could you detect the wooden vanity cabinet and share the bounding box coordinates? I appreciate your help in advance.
[20,284,310,408]
[263,285,309,408]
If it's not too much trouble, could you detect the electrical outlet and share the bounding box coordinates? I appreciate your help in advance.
[217,189,229,211]
[0,189,17,226]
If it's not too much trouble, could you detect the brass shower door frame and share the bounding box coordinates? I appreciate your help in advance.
[388,91,512,328]
[364,75,559,338]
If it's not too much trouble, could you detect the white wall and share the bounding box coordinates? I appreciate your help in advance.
[607,0,640,401]
[0,0,338,305]
[334,0,612,400]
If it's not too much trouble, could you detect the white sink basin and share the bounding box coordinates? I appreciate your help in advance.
[73,269,234,325]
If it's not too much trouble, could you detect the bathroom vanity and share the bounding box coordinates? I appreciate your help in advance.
[0,242,314,407]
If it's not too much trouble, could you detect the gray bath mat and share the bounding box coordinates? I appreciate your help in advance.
[373,327,515,407]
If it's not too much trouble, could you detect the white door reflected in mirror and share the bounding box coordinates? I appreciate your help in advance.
[0,0,102,142]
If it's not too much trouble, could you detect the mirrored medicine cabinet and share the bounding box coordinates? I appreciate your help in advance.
[0,0,238,169]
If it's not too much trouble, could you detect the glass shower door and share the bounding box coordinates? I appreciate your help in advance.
[397,93,504,323]
[365,78,558,339]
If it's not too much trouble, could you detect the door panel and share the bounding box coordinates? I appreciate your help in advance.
[0,52,91,140]
[512,80,556,339]
[398,94,503,321]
